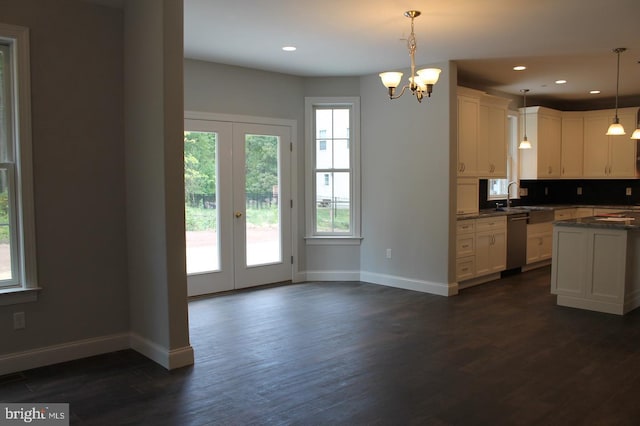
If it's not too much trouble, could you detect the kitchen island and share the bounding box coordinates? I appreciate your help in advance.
[551,211,640,315]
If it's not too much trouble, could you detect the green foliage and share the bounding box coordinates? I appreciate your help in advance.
[185,205,280,232]
[316,206,350,232]
[245,135,278,194]
[184,131,216,197]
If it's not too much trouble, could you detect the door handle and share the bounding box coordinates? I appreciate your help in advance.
[235,212,243,218]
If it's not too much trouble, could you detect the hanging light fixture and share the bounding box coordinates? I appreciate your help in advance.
[519,89,532,150]
[630,108,640,140]
[606,47,626,136]
[379,10,441,103]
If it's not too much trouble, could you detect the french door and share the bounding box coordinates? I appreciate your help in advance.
[185,119,292,296]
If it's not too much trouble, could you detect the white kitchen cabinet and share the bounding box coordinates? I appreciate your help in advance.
[583,109,637,178]
[560,113,584,177]
[551,224,640,315]
[593,208,626,215]
[456,177,479,215]
[475,217,507,276]
[527,222,553,264]
[457,88,481,176]
[574,207,594,218]
[456,218,476,281]
[519,107,562,179]
[554,208,575,221]
[456,216,506,282]
[478,95,510,178]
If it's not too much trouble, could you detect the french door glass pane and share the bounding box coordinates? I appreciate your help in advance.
[184,131,219,274]
[0,169,13,281]
[245,134,281,266]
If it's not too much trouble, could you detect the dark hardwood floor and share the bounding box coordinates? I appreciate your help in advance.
[4,266,640,425]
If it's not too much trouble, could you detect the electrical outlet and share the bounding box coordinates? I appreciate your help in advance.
[519,188,528,196]
[577,187,582,195]
[386,249,392,259]
[13,312,25,330]
[626,187,632,196]
[544,187,549,196]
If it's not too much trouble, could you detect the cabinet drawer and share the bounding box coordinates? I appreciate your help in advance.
[456,234,475,257]
[456,220,475,234]
[456,256,475,281]
[554,209,574,220]
[475,216,506,232]
[528,222,552,235]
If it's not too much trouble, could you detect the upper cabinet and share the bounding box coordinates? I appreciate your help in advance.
[478,95,510,178]
[560,112,584,178]
[457,87,511,178]
[457,88,481,176]
[519,107,562,179]
[583,108,637,178]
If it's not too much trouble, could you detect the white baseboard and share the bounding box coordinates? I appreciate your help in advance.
[129,333,194,370]
[360,271,456,296]
[305,270,361,282]
[0,332,195,376]
[0,333,129,376]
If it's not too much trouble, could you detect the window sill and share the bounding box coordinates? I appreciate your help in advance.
[305,236,363,246]
[0,287,41,306]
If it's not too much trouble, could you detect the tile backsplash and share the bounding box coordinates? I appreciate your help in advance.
[479,179,640,210]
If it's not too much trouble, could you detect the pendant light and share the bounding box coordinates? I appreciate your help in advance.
[519,89,531,149]
[631,108,640,140]
[606,48,626,136]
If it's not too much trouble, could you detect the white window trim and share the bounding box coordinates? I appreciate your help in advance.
[304,97,361,244]
[0,23,39,305]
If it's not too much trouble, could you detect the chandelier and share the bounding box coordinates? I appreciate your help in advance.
[379,10,441,103]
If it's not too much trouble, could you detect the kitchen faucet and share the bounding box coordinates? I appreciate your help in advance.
[507,181,517,207]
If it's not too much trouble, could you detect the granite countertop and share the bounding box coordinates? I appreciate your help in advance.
[458,204,640,221]
[554,211,640,230]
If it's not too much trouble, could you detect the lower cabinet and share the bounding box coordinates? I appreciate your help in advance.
[456,216,506,282]
[551,225,640,315]
[526,222,553,264]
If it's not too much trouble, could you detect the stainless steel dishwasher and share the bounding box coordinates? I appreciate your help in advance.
[506,213,528,270]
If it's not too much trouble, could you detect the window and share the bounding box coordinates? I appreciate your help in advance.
[305,97,360,241]
[0,24,37,304]
[488,114,519,202]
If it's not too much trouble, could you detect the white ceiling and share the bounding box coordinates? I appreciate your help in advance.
[183,0,640,108]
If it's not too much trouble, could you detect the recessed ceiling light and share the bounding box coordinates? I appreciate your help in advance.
[590,90,601,94]
[555,79,567,84]
[282,46,297,52]
[513,65,526,71]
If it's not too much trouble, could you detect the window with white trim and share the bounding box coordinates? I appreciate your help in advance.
[0,24,38,304]
[305,97,360,240]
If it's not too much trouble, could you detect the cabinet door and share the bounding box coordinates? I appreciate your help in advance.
[456,178,479,215]
[477,105,490,176]
[609,112,637,177]
[489,230,507,272]
[539,115,562,177]
[457,96,479,176]
[539,232,553,260]
[561,116,583,177]
[487,106,507,177]
[588,229,627,302]
[475,232,492,276]
[583,115,610,177]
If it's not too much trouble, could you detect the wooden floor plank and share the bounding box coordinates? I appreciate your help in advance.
[3,266,640,425]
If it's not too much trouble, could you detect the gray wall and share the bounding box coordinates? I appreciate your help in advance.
[0,0,129,353]
[124,0,191,360]
[359,62,456,290]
